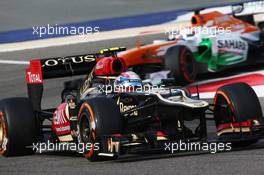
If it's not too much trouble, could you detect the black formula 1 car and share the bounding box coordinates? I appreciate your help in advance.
[0,48,263,161]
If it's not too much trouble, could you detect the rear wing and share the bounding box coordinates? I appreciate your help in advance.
[25,54,96,111]
[232,0,264,16]
[26,54,96,82]
[186,1,264,26]
[25,47,126,111]
[231,0,264,25]
[26,47,126,82]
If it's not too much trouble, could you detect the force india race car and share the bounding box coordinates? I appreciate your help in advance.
[0,48,263,161]
[119,6,264,84]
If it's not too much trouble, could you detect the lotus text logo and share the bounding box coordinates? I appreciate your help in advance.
[42,55,96,67]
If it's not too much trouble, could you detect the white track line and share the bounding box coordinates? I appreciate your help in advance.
[1,6,263,53]
[0,6,234,53]
[0,60,29,65]
[0,23,187,53]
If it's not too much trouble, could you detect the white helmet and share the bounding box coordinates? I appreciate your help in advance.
[114,71,142,88]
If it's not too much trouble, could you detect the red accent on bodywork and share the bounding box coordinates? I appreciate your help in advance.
[112,134,122,137]
[52,103,71,136]
[26,60,43,84]
[187,73,264,94]
[217,120,252,132]
[94,57,127,76]
[156,131,168,137]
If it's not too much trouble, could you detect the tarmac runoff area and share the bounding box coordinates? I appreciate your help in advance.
[0,34,264,175]
[0,0,264,174]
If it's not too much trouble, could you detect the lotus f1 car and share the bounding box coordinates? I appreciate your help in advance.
[119,8,264,84]
[0,48,263,161]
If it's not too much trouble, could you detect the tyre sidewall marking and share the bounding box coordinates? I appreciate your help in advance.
[78,103,96,159]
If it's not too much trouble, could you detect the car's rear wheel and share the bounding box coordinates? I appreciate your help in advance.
[213,82,263,145]
[0,98,38,156]
[164,46,198,85]
[78,97,123,161]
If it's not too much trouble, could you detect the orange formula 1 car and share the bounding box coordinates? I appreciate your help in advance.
[119,10,264,84]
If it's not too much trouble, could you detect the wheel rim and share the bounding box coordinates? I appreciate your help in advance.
[79,113,97,159]
[214,93,234,126]
[80,115,90,144]
[0,113,4,148]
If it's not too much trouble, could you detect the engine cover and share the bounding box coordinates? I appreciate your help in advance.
[94,57,127,76]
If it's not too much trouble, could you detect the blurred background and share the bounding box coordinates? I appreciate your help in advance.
[0,0,240,32]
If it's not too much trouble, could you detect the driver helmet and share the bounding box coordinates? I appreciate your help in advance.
[114,71,142,91]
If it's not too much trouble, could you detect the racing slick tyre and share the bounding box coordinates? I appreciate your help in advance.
[164,46,198,85]
[78,97,123,161]
[0,98,38,156]
[213,82,263,146]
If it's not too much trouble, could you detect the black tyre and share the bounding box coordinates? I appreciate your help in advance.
[78,97,123,161]
[164,46,197,85]
[258,22,264,34]
[213,82,263,144]
[0,98,38,156]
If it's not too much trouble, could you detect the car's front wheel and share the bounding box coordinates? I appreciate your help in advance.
[78,97,123,161]
[213,82,263,145]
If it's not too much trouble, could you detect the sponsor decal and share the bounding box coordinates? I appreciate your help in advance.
[55,126,71,133]
[41,55,95,67]
[52,103,71,135]
[26,60,43,84]
[53,105,68,125]
[26,72,42,84]
[117,97,138,116]
[217,40,246,50]
[119,102,138,116]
